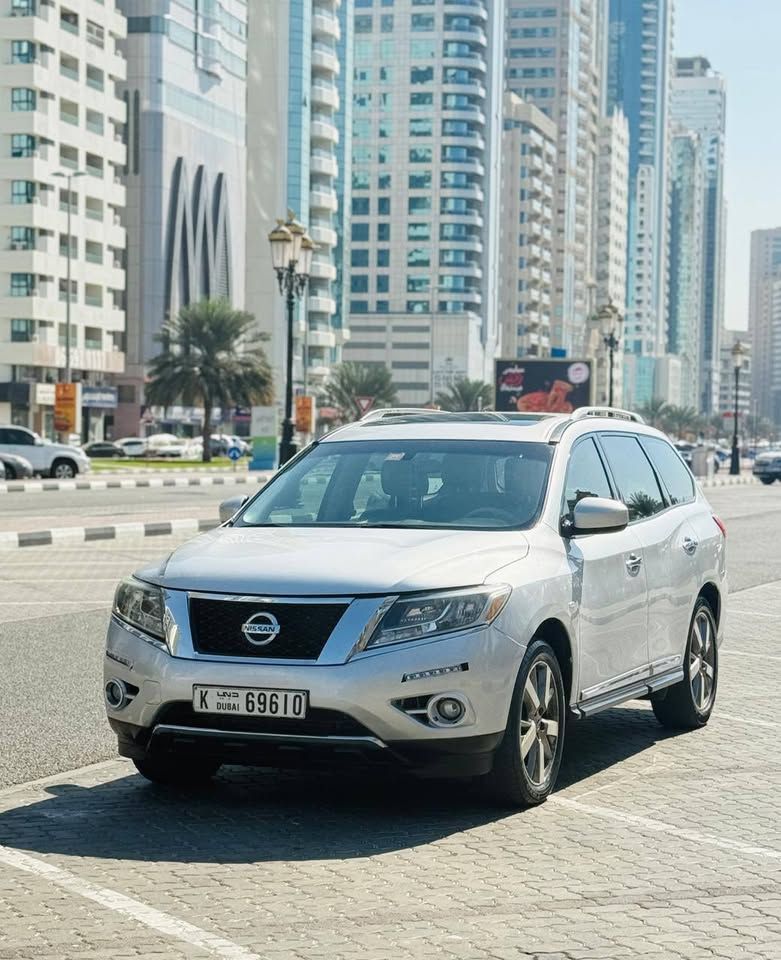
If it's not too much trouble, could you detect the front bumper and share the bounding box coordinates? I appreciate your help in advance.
[105,609,523,777]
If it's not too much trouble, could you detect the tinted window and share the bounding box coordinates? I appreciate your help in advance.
[562,438,613,520]
[239,440,553,530]
[641,438,696,505]
[600,435,665,522]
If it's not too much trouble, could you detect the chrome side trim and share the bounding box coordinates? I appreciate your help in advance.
[187,592,354,604]
[152,723,387,750]
[576,680,651,717]
[647,666,685,692]
[580,663,651,701]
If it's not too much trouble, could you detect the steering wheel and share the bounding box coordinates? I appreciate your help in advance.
[462,507,516,523]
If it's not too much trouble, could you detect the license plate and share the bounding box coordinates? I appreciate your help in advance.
[193,685,308,719]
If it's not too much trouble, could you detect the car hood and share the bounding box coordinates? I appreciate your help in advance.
[755,451,781,463]
[42,441,86,456]
[138,525,529,596]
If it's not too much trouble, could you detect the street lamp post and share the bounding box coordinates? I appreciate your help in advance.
[730,340,744,476]
[53,170,85,384]
[598,301,623,407]
[268,213,313,466]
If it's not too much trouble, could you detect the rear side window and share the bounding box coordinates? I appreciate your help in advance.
[641,437,696,505]
[562,438,613,520]
[599,435,666,522]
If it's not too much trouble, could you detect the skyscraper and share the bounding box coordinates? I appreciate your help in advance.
[671,56,727,415]
[115,1,248,436]
[749,228,781,425]
[606,0,674,406]
[342,0,505,403]
[0,0,127,438]
[667,128,703,410]
[504,0,602,357]
[245,0,352,395]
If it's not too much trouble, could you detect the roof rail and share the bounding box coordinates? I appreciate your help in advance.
[359,407,437,422]
[570,406,646,424]
[359,408,508,423]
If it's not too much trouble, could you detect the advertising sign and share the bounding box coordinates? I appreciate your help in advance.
[249,406,278,472]
[82,386,118,409]
[494,359,593,413]
[295,395,316,434]
[54,382,81,435]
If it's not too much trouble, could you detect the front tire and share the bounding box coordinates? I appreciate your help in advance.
[487,639,566,807]
[3,465,15,480]
[760,477,776,485]
[651,597,718,730]
[51,459,76,479]
[133,755,220,786]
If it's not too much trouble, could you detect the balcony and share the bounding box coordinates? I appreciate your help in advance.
[307,328,337,349]
[308,295,336,315]
[311,46,340,76]
[309,258,336,281]
[310,188,338,212]
[311,116,339,145]
[312,10,340,41]
[311,81,339,110]
[309,223,337,247]
[310,152,337,178]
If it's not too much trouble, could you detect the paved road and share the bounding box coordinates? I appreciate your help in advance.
[0,484,780,959]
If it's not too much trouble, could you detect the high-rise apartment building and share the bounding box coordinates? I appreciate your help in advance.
[717,331,751,422]
[114,0,247,436]
[607,0,674,406]
[246,0,353,398]
[342,0,505,403]
[504,0,601,358]
[499,92,556,359]
[666,128,703,410]
[671,56,726,415]
[0,0,127,438]
[749,228,781,425]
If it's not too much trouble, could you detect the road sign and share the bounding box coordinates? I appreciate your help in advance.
[227,445,242,461]
[355,396,375,415]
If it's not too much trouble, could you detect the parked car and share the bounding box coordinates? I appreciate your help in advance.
[0,452,34,479]
[0,426,90,479]
[83,441,128,459]
[117,437,148,457]
[105,407,726,807]
[674,441,720,475]
[752,450,781,485]
[145,434,195,459]
[0,458,5,481]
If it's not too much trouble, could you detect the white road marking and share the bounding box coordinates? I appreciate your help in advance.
[552,796,781,861]
[715,712,779,728]
[0,844,262,960]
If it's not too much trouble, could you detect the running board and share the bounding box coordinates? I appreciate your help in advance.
[575,667,684,718]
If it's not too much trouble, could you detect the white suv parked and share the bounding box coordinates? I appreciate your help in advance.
[105,409,726,806]
[0,425,91,479]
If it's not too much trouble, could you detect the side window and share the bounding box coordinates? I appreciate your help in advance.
[599,435,666,522]
[11,428,33,445]
[562,438,613,519]
[641,438,696,505]
[0,429,10,444]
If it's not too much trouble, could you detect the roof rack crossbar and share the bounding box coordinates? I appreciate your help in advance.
[359,408,508,423]
[570,406,645,424]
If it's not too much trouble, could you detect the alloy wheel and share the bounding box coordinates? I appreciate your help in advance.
[54,463,75,479]
[689,609,716,712]
[519,659,560,787]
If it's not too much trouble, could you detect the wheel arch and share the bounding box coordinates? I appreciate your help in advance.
[698,581,721,629]
[533,618,574,704]
[50,456,79,477]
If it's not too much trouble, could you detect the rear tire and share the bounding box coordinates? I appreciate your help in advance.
[133,755,220,786]
[486,639,566,807]
[651,597,718,730]
[760,477,776,485]
[3,465,15,480]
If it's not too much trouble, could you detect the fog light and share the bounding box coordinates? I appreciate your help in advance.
[105,678,127,710]
[431,695,466,725]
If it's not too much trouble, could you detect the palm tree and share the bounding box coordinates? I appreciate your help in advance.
[322,362,397,421]
[145,299,273,462]
[663,404,701,440]
[638,397,669,430]
[436,378,493,412]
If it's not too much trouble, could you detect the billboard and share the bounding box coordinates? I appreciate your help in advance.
[54,382,81,434]
[494,359,593,414]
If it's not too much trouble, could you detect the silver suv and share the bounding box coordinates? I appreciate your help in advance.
[105,409,726,806]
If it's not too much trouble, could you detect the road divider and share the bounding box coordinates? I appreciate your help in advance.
[0,473,271,494]
[0,517,219,550]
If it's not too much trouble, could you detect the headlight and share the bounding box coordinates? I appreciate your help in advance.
[365,585,511,649]
[113,577,165,641]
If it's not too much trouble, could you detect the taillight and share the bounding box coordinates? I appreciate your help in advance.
[713,515,727,538]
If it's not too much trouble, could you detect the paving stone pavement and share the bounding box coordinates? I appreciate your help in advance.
[0,583,780,960]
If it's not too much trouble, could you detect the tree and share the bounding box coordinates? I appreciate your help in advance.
[435,378,493,412]
[145,299,273,462]
[638,397,669,430]
[322,362,398,421]
[663,404,701,440]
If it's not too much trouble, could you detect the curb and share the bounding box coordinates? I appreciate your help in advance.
[0,517,219,550]
[0,473,271,494]
[91,464,250,475]
[699,475,757,488]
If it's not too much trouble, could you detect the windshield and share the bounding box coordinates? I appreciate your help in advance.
[237,439,553,530]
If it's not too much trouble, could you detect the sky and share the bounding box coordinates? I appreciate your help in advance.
[675,0,781,331]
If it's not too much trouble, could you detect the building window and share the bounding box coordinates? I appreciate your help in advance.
[407,248,430,267]
[411,13,434,30]
[351,249,370,267]
[353,145,371,163]
[352,223,369,242]
[376,300,389,313]
[352,171,370,190]
[11,0,35,14]
[407,223,430,240]
[406,301,429,314]
[377,275,389,293]
[410,92,433,110]
[410,118,432,137]
[410,39,436,58]
[10,273,34,296]
[350,301,369,314]
[377,249,390,267]
[11,40,35,64]
[355,40,373,61]
[11,88,36,111]
[10,226,34,249]
[377,223,391,242]
[11,134,35,158]
[350,275,369,293]
[410,66,434,84]
[354,15,372,32]
[352,198,370,215]
[378,173,391,189]
[381,14,393,31]
[409,172,432,189]
[407,276,430,293]
[441,171,468,187]
[409,147,432,163]
[11,318,33,342]
[408,196,431,213]
[11,180,35,204]
[378,197,390,215]
[379,66,393,81]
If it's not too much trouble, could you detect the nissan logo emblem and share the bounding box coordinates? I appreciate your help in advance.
[240,612,281,646]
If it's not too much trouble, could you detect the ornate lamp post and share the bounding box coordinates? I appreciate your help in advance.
[598,301,623,407]
[730,340,744,476]
[268,213,313,465]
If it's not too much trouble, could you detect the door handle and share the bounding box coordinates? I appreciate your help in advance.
[682,537,698,556]
[625,553,643,576]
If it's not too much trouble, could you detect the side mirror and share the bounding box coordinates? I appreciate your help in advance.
[219,495,248,524]
[35,436,44,446]
[567,496,629,536]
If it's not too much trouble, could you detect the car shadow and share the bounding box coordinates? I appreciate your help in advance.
[0,703,681,864]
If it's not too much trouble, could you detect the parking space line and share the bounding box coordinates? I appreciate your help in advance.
[715,712,780,728]
[720,649,781,662]
[551,796,781,861]
[0,844,262,960]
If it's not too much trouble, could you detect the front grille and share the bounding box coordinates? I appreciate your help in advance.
[189,596,348,660]
[154,702,376,738]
